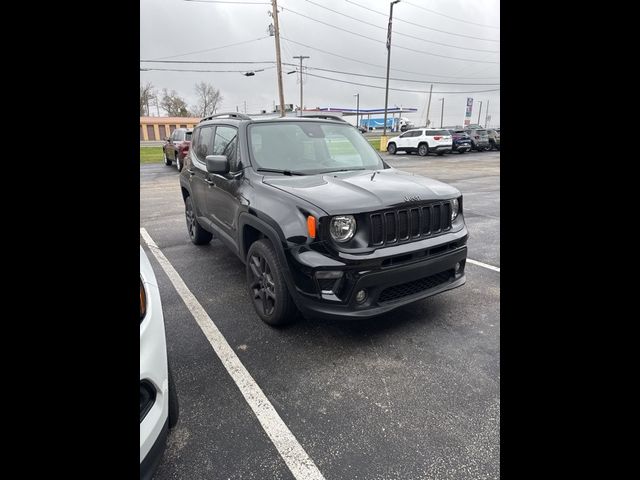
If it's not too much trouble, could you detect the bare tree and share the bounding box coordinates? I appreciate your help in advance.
[160,89,190,117]
[192,82,222,117]
[140,82,156,116]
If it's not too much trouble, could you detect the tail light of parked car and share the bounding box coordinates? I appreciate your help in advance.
[140,277,147,322]
[433,136,442,140]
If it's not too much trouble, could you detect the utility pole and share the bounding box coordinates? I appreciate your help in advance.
[354,93,360,128]
[484,99,489,128]
[477,101,483,125]
[244,100,247,114]
[425,84,433,127]
[293,55,309,116]
[271,0,286,117]
[382,0,401,141]
[439,98,445,128]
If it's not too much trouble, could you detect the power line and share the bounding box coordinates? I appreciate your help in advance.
[149,36,270,61]
[140,66,275,73]
[280,37,499,80]
[345,0,499,43]
[283,7,499,64]
[140,58,498,85]
[404,1,500,29]
[304,65,499,86]
[184,1,270,4]
[300,0,499,53]
[141,60,276,64]
[300,70,500,94]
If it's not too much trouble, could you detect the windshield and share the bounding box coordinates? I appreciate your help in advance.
[248,121,385,174]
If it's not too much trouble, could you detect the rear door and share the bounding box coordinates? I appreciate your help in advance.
[187,125,216,225]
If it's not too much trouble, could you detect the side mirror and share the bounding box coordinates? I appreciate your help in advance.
[205,155,229,174]
[164,137,170,142]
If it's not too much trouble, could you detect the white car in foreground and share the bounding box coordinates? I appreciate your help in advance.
[140,246,178,480]
[386,128,453,156]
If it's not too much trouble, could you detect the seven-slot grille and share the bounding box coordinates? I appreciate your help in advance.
[370,202,452,246]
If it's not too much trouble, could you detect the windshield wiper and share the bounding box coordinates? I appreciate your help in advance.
[319,167,367,174]
[256,168,306,176]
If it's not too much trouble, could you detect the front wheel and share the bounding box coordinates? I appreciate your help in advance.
[246,239,298,326]
[387,142,397,155]
[418,144,429,156]
[185,196,213,245]
[163,150,172,166]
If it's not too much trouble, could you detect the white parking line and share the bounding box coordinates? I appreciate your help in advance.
[140,228,326,480]
[467,258,500,272]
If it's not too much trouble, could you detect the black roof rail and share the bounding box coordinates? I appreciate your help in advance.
[300,113,348,122]
[199,112,252,123]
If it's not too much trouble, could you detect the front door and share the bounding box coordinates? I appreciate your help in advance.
[206,125,241,241]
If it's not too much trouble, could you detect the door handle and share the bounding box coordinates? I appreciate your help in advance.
[187,169,196,175]
[205,178,215,186]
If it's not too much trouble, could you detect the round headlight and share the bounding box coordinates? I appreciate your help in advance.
[451,198,459,221]
[330,215,356,242]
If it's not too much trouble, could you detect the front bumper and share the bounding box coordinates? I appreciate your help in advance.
[140,418,168,480]
[286,228,468,320]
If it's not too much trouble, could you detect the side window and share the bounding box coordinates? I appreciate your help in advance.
[193,126,215,166]
[213,126,239,172]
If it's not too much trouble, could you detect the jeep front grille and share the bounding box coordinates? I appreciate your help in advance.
[369,202,452,246]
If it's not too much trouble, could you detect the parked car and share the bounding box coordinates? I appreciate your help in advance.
[140,246,179,480]
[464,128,490,151]
[386,128,453,156]
[447,130,472,154]
[179,112,467,325]
[357,125,367,133]
[487,128,500,150]
[163,128,192,172]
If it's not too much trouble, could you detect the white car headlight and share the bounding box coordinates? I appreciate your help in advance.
[330,215,356,242]
[451,198,459,221]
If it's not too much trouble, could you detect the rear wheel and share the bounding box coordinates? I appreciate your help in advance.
[163,150,172,166]
[418,143,428,156]
[176,155,183,172]
[246,239,298,326]
[185,196,213,245]
[387,142,397,155]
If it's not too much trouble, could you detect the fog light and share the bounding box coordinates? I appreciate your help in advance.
[455,262,461,272]
[355,289,367,303]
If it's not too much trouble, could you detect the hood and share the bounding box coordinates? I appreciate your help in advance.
[263,168,460,214]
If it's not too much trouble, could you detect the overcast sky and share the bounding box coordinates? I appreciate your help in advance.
[140,0,500,127]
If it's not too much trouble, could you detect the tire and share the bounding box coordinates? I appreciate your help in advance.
[458,149,466,154]
[387,142,397,155]
[246,239,298,326]
[418,143,429,156]
[163,150,172,166]
[167,363,179,429]
[185,196,213,245]
[176,155,183,172]
[437,151,445,156]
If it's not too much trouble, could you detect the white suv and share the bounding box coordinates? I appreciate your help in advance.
[387,129,453,156]
[140,246,179,480]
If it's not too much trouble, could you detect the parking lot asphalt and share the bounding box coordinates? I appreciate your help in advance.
[141,150,500,479]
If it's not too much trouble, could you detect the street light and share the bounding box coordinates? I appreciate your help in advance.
[354,93,360,129]
[382,0,401,146]
[477,100,483,126]
[439,98,445,128]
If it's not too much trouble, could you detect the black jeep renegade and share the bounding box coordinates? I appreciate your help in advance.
[179,113,468,325]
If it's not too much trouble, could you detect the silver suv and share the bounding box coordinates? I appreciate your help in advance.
[464,128,490,151]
